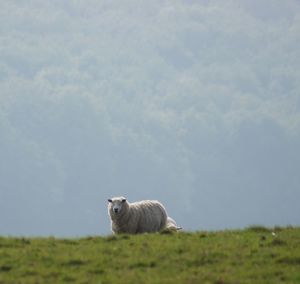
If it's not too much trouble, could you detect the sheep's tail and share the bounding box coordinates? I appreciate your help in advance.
[166,217,182,231]
[170,225,182,231]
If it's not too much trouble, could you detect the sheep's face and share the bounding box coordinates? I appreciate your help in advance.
[108,197,127,215]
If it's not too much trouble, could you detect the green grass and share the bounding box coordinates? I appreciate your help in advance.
[1,227,300,283]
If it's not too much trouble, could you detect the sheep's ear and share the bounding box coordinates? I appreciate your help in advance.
[108,199,112,203]
[121,198,127,203]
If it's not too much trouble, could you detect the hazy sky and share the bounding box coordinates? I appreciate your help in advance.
[1,0,300,236]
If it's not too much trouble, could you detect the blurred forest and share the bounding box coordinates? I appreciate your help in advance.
[1,0,300,236]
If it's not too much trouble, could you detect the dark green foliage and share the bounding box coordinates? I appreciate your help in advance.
[0,228,300,283]
[246,225,271,233]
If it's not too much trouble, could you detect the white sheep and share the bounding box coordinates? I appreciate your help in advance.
[107,196,181,234]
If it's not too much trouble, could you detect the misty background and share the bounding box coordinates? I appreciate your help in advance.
[1,0,300,236]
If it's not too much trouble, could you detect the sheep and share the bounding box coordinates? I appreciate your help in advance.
[107,196,181,234]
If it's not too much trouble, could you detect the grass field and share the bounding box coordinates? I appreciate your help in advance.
[0,227,300,283]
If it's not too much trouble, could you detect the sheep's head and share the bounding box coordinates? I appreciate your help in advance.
[108,197,127,214]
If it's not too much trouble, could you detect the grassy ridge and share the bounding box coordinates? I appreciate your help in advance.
[0,227,300,283]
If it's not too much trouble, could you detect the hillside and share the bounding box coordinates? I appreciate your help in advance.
[2,1,300,236]
[1,227,300,283]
